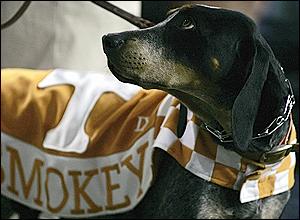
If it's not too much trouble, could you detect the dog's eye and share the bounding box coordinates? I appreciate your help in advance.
[180,18,194,30]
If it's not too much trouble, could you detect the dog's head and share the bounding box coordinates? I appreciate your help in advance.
[103,5,284,153]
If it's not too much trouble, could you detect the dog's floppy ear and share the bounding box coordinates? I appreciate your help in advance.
[232,34,271,152]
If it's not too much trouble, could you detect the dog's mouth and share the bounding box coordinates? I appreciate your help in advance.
[108,61,138,85]
[108,60,168,90]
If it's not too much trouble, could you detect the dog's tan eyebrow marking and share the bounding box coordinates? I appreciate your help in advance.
[211,57,220,72]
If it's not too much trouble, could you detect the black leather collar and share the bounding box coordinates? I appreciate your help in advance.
[200,78,295,144]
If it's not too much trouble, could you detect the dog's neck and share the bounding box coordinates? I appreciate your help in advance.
[169,67,291,152]
[169,89,232,132]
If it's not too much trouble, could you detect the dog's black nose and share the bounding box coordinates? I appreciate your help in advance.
[102,34,124,50]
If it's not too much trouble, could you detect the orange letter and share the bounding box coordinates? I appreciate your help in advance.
[45,168,69,213]
[101,164,131,210]
[69,169,103,214]
[121,143,148,198]
[7,146,44,206]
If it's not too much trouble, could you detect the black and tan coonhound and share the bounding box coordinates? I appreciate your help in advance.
[102,4,297,219]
